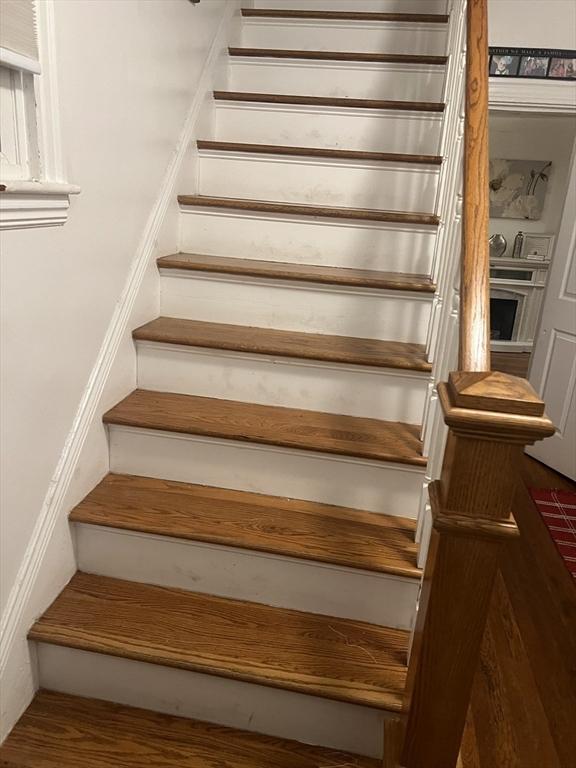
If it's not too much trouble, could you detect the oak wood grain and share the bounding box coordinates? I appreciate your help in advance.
[177,195,440,227]
[0,690,379,767]
[448,371,545,417]
[29,573,410,710]
[228,48,448,66]
[491,351,530,378]
[214,90,446,114]
[70,473,421,578]
[133,317,433,372]
[467,575,562,768]
[460,0,490,371]
[197,139,444,165]
[438,381,554,447]
[240,9,449,23]
[103,390,427,466]
[157,253,436,293]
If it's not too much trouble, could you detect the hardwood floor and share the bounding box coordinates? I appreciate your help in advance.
[157,253,436,293]
[240,9,449,24]
[227,48,449,66]
[70,473,420,578]
[0,690,379,768]
[463,456,576,768]
[212,92,446,114]
[178,194,440,225]
[197,139,443,165]
[134,317,432,372]
[29,573,409,711]
[103,390,427,466]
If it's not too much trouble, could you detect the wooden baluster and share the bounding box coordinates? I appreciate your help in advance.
[399,372,554,768]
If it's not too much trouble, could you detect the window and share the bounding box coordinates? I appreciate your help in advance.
[0,64,39,181]
[0,0,79,229]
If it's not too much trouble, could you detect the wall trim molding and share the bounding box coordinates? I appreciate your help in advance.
[489,78,576,114]
[0,0,240,742]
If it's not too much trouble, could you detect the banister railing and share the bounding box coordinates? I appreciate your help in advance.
[392,1,556,766]
[460,0,490,371]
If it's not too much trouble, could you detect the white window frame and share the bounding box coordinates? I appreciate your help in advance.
[0,0,80,230]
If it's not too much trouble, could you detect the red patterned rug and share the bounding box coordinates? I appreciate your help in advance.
[530,488,576,579]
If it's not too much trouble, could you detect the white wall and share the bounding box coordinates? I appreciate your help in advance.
[489,112,576,253]
[0,0,228,618]
[488,0,576,49]
[489,0,576,49]
[0,0,232,737]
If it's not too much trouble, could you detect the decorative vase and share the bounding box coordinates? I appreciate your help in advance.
[489,233,507,259]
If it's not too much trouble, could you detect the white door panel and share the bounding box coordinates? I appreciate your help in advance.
[528,146,576,479]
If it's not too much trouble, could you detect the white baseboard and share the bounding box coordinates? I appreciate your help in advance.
[0,1,241,742]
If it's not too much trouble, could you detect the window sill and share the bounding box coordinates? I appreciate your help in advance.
[0,180,81,230]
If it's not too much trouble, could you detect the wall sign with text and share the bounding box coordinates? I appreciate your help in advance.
[489,48,576,80]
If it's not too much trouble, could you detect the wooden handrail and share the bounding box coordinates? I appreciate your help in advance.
[460,0,490,371]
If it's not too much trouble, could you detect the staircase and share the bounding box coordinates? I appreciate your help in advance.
[1,1,453,765]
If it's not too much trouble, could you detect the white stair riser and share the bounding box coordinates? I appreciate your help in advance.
[109,426,425,517]
[214,103,443,154]
[198,153,440,211]
[227,60,446,102]
[179,210,437,274]
[160,273,433,343]
[239,21,448,56]
[252,0,448,12]
[75,524,419,628]
[36,645,387,757]
[136,342,429,422]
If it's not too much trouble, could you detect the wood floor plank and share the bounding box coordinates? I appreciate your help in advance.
[241,9,450,23]
[214,91,446,114]
[197,139,443,165]
[228,47,448,66]
[103,390,427,466]
[70,473,421,578]
[177,195,440,227]
[133,317,433,372]
[29,573,410,710]
[157,253,436,293]
[0,690,379,767]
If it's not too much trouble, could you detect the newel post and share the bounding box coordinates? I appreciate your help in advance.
[400,371,555,768]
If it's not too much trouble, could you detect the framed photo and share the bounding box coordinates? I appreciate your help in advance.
[520,234,555,261]
[489,159,552,220]
[549,57,576,79]
[490,55,520,77]
[519,56,550,78]
[489,47,576,80]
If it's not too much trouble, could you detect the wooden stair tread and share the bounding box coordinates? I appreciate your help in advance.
[241,8,449,23]
[29,573,410,710]
[214,90,446,113]
[0,690,380,767]
[70,473,421,578]
[229,46,448,65]
[177,195,440,227]
[157,252,436,293]
[103,390,427,466]
[133,317,433,372]
[197,139,443,165]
